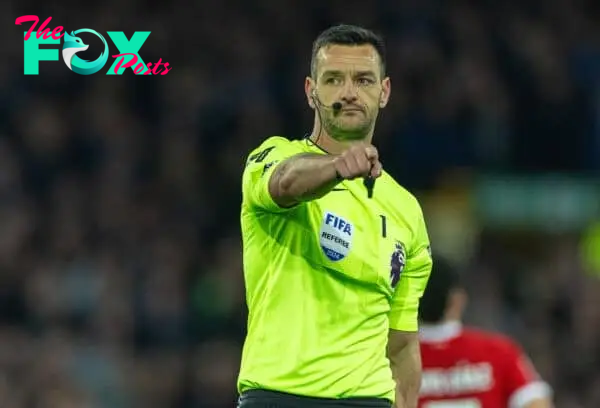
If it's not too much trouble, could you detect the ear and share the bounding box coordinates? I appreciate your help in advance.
[305,76,316,110]
[379,77,391,108]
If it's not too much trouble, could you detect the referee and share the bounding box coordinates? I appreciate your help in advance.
[238,24,433,408]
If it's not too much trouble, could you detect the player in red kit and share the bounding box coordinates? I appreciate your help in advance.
[417,257,554,408]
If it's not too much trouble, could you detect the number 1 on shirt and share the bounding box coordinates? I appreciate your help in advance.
[379,215,387,238]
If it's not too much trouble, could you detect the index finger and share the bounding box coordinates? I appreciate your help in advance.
[370,160,382,178]
[365,146,378,161]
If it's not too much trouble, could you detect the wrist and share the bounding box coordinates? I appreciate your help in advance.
[327,156,344,182]
[330,157,345,183]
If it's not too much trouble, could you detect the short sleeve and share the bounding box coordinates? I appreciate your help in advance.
[388,206,433,332]
[502,341,552,408]
[242,136,300,213]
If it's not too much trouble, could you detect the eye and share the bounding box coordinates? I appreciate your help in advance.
[324,77,342,85]
[357,77,375,86]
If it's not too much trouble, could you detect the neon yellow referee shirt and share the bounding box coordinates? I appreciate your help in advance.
[238,136,433,402]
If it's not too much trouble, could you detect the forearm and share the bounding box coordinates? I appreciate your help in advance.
[269,153,340,207]
[389,334,422,408]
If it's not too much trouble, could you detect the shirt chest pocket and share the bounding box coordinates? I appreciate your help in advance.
[300,203,378,283]
[304,205,411,291]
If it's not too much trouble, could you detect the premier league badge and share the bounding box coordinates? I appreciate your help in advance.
[389,242,406,288]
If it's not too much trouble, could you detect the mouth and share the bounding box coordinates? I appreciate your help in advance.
[338,106,363,113]
[339,108,364,115]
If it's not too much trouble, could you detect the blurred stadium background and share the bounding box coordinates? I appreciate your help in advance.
[2,0,600,407]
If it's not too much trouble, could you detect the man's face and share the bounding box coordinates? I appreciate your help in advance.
[307,44,390,141]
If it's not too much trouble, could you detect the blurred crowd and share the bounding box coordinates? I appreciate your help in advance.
[0,0,599,407]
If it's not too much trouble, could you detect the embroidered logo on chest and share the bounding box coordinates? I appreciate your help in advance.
[319,212,353,261]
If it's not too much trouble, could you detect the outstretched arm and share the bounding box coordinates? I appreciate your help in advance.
[269,143,382,208]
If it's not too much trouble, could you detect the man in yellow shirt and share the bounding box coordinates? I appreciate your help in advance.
[238,24,433,408]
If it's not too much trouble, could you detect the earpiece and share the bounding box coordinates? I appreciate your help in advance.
[309,89,317,109]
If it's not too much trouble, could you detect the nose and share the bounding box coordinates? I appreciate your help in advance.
[340,81,358,104]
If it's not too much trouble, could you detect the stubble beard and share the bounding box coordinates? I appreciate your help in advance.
[323,112,374,142]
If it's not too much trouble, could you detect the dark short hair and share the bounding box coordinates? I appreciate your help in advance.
[311,24,386,78]
[419,256,463,324]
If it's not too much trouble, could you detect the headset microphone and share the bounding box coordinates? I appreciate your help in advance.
[312,90,342,112]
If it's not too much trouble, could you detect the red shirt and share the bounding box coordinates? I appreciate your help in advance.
[418,322,551,408]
